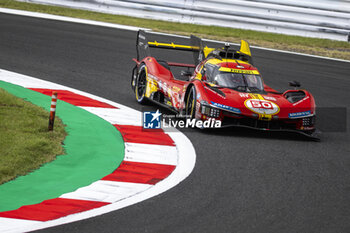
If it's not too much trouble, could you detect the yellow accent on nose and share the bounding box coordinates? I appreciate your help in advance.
[255,94,264,100]
[259,114,272,121]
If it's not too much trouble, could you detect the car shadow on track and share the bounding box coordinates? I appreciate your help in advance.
[193,127,320,142]
[142,105,320,142]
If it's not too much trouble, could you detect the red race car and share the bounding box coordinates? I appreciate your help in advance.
[131,30,318,139]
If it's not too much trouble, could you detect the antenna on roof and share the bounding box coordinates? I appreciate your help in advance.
[224,42,230,67]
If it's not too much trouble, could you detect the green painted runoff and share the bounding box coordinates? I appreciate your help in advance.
[0,81,124,211]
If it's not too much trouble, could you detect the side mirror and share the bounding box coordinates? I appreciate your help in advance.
[289,81,301,89]
[201,67,206,76]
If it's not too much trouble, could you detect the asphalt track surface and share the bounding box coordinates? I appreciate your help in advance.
[1,13,349,233]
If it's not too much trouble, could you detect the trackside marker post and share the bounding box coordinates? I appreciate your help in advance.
[48,91,58,131]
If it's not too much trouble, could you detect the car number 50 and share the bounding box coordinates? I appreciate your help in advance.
[251,100,273,109]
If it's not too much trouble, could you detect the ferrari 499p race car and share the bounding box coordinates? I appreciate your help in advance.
[131,30,317,138]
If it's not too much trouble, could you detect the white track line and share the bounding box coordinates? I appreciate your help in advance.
[1,7,348,63]
[0,8,348,63]
[0,7,149,32]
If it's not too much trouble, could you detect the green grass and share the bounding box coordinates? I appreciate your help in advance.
[0,88,66,184]
[1,0,350,60]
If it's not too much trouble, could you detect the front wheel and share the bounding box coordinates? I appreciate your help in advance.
[135,65,148,104]
[185,86,197,119]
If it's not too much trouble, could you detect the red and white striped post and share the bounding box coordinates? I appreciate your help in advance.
[48,91,58,131]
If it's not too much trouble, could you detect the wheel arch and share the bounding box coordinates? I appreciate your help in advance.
[135,62,149,104]
[184,83,194,104]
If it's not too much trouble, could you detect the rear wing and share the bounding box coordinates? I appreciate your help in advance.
[136,30,202,67]
[136,30,151,62]
[136,30,253,66]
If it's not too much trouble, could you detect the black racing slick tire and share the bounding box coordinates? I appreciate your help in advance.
[135,65,148,104]
[185,85,197,119]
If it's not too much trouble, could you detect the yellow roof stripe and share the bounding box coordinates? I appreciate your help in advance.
[218,67,260,74]
[207,58,250,65]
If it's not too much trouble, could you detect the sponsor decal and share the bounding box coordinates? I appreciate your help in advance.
[288,110,312,119]
[263,96,277,101]
[167,89,172,98]
[147,74,158,82]
[172,92,181,109]
[244,99,280,115]
[143,110,162,129]
[163,83,168,93]
[172,86,180,92]
[239,93,250,98]
[218,67,260,74]
[210,101,241,114]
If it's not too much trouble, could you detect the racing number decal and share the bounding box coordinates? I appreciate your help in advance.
[250,100,273,109]
[245,99,279,115]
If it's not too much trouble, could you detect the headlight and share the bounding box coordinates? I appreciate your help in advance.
[201,101,220,118]
[302,116,315,126]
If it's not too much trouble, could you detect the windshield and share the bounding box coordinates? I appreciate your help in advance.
[212,72,264,92]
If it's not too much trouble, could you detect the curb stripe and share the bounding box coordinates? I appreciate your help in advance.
[81,107,142,126]
[0,198,109,221]
[124,143,178,165]
[29,88,117,108]
[60,181,152,203]
[114,125,175,146]
[101,161,176,185]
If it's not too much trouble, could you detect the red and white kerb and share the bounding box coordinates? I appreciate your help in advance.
[0,69,195,233]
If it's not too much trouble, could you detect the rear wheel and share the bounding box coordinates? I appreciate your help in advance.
[135,65,147,104]
[185,86,197,119]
